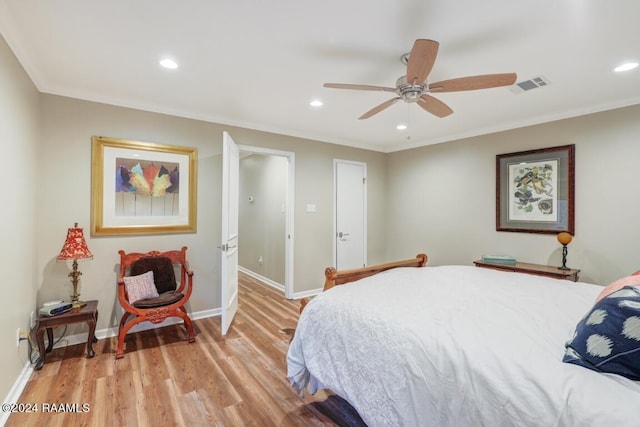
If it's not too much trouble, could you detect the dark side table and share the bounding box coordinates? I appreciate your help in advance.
[34,300,99,370]
[473,260,580,282]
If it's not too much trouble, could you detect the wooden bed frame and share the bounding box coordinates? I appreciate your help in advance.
[300,253,428,312]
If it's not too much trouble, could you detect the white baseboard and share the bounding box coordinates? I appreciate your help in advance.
[291,288,323,300]
[237,266,322,301]
[0,361,34,426]
[50,307,220,349]
[238,266,285,292]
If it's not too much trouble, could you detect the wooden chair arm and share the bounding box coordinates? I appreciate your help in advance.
[177,271,194,301]
[183,260,194,276]
[175,263,193,293]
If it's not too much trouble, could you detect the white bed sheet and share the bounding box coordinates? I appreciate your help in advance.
[287,265,640,426]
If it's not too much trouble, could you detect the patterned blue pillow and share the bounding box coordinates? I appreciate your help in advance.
[563,286,640,380]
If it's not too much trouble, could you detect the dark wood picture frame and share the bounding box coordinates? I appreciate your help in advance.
[496,144,574,234]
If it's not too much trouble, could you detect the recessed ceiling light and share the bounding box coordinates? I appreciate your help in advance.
[160,58,178,69]
[396,124,407,131]
[614,62,638,72]
[309,99,323,107]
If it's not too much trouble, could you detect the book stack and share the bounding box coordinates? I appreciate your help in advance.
[481,255,517,265]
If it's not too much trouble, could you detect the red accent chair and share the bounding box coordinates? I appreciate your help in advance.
[116,247,195,359]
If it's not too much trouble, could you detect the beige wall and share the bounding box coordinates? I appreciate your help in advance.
[0,35,40,402]
[35,94,388,336]
[239,154,287,284]
[386,104,640,285]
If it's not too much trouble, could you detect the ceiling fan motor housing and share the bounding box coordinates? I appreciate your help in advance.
[396,75,426,102]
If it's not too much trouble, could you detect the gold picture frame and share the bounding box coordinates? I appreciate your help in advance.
[91,136,197,236]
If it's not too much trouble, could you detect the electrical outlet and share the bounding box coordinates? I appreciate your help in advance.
[16,328,29,347]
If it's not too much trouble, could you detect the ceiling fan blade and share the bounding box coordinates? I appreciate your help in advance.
[358,97,401,120]
[417,95,453,118]
[406,39,439,86]
[429,73,517,93]
[324,83,396,92]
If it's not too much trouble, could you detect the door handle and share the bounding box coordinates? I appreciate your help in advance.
[338,232,350,238]
[218,243,237,252]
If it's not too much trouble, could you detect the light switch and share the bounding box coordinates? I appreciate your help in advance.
[305,203,317,213]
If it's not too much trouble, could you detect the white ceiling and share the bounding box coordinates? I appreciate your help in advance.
[1,1,639,152]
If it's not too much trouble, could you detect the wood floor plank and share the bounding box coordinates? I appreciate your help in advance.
[93,375,115,426]
[221,401,259,426]
[176,389,212,426]
[192,388,228,426]
[194,345,244,408]
[6,272,365,426]
[130,368,147,427]
[112,369,139,427]
[140,378,185,426]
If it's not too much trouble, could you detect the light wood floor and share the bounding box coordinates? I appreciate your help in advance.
[7,273,366,427]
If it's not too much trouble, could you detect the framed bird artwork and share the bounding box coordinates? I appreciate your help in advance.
[496,145,574,234]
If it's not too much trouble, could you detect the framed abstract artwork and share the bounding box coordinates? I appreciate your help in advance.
[91,136,197,236]
[496,144,574,234]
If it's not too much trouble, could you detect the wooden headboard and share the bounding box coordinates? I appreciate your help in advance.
[300,253,428,313]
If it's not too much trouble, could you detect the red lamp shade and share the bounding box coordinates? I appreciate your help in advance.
[57,223,93,261]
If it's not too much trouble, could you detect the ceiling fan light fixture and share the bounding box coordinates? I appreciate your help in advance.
[614,62,638,72]
[396,76,427,102]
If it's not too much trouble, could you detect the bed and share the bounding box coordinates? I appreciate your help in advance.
[287,254,640,426]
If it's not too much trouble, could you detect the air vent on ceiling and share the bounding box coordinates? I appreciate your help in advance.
[510,76,550,94]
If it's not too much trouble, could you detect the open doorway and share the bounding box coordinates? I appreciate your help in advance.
[237,145,294,299]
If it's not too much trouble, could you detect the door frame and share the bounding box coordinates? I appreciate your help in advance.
[238,144,295,299]
[333,159,367,269]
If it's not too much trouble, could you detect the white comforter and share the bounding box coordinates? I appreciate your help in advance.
[287,265,640,426]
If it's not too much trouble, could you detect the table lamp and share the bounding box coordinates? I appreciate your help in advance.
[557,232,573,270]
[56,223,93,308]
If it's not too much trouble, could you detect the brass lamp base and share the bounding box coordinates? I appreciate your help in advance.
[71,299,87,309]
[69,260,87,309]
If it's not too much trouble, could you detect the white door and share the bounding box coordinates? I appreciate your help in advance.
[221,131,239,335]
[334,160,367,270]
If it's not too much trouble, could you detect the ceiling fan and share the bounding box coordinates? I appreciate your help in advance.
[324,39,517,120]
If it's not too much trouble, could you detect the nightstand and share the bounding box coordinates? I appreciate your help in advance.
[34,299,99,370]
[473,260,580,282]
